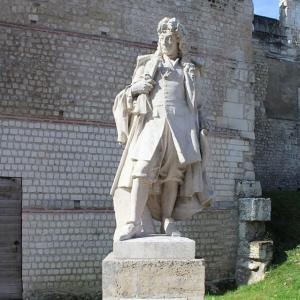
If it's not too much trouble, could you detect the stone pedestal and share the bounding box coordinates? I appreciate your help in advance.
[236,193,273,285]
[102,236,205,300]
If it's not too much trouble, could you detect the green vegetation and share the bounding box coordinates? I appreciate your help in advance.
[206,191,300,300]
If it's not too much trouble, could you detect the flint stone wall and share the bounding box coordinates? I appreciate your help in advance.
[253,33,300,191]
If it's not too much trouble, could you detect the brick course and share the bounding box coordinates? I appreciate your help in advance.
[0,0,255,297]
[22,209,237,299]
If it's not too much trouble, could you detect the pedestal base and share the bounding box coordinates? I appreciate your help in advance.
[113,235,195,259]
[102,237,205,300]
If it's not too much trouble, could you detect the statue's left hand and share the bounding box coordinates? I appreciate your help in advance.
[131,79,155,96]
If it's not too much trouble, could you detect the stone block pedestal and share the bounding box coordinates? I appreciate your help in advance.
[236,195,273,285]
[102,236,205,300]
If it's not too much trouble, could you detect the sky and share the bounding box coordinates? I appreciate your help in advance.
[253,0,280,19]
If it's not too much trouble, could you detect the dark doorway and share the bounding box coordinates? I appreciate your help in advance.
[0,178,22,300]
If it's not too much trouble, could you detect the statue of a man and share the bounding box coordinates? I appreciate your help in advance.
[111,17,213,241]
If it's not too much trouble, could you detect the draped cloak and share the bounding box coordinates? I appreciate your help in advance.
[110,53,212,226]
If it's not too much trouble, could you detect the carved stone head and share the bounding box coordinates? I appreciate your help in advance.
[157,17,188,59]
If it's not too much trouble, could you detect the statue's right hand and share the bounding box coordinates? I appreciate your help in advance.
[131,79,155,96]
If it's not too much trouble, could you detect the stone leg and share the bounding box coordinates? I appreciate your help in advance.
[161,181,178,221]
[113,188,155,241]
[160,181,181,236]
[129,177,150,224]
[117,178,151,240]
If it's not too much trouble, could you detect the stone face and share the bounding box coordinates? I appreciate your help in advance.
[113,236,195,259]
[239,198,271,221]
[102,253,205,300]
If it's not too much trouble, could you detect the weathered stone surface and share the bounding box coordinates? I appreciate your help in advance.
[238,240,273,261]
[0,0,270,296]
[236,197,273,286]
[239,198,271,221]
[112,17,213,242]
[280,0,300,58]
[235,181,262,197]
[254,10,300,192]
[113,236,195,259]
[238,221,266,241]
[102,253,205,300]
[236,258,269,285]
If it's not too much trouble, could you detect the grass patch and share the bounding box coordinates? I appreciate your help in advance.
[206,191,300,300]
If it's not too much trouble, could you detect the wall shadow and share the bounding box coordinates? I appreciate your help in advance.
[264,190,300,266]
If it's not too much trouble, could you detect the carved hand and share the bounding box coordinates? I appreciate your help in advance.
[131,79,155,96]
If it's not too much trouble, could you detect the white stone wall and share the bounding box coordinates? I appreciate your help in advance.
[0,118,119,209]
[21,210,237,299]
[0,117,244,297]
[0,0,256,297]
[208,134,254,206]
[22,212,113,298]
[0,118,253,209]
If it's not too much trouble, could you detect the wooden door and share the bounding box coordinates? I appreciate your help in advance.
[0,178,22,300]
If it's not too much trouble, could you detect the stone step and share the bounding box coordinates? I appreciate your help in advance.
[113,235,195,259]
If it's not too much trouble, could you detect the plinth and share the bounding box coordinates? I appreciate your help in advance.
[102,236,205,300]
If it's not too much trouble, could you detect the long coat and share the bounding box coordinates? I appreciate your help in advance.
[130,56,202,166]
[111,53,212,221]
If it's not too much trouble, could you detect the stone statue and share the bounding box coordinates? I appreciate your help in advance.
[111,17,213,241]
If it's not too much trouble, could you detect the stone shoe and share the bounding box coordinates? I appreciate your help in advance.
[118,222,142,241]
[161,218,181,237]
